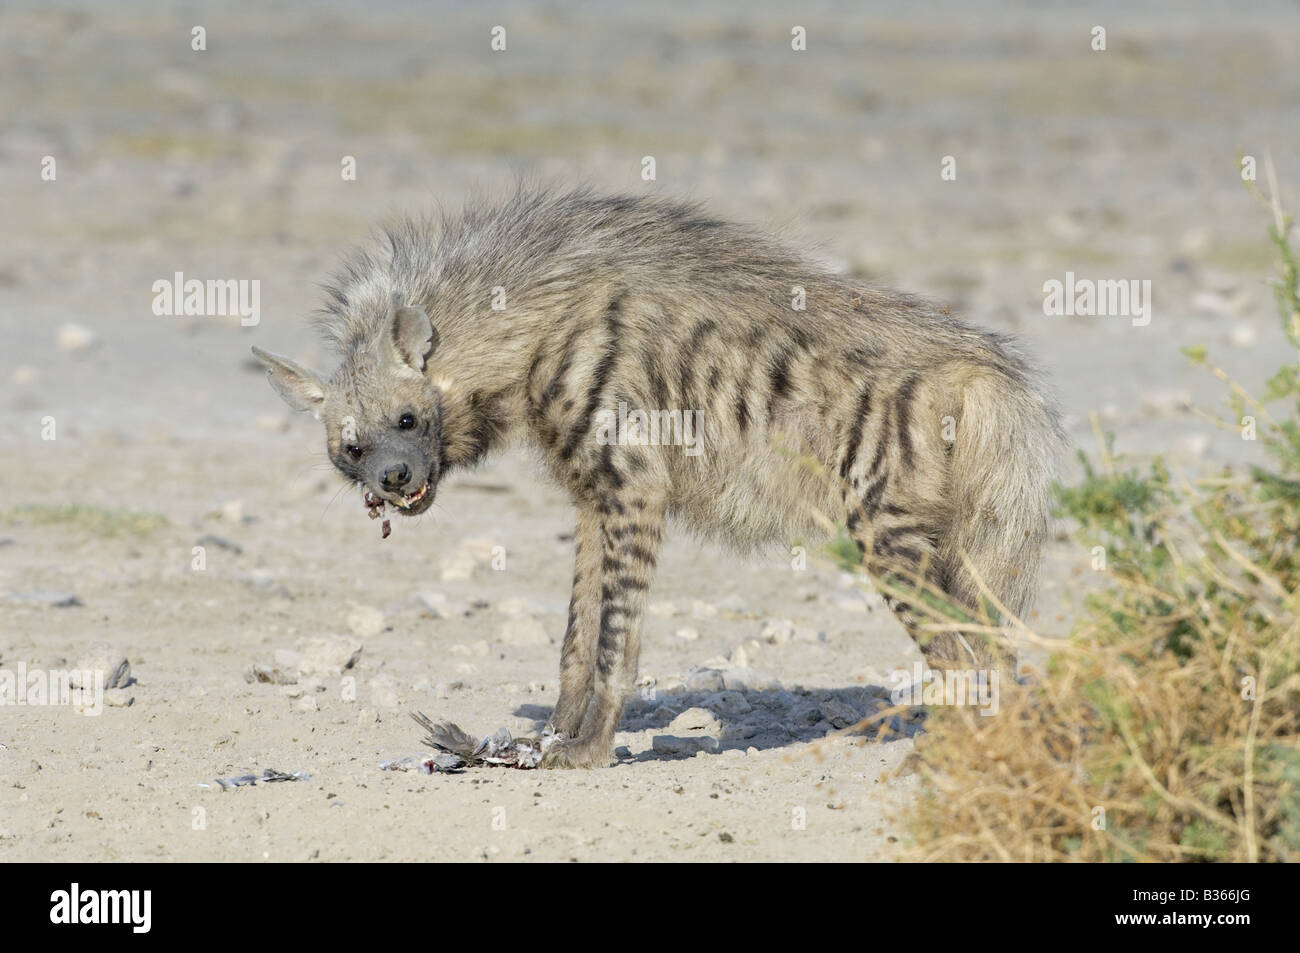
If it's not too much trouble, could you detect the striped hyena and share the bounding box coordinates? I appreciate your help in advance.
[253,187,1062,768]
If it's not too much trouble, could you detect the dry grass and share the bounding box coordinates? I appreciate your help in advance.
[897,169,1300,863]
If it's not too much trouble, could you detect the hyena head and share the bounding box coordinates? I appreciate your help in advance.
[252,295,444,516]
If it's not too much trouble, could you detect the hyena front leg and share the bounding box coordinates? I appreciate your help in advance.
[546,504,603,739]
[541,494,665,769]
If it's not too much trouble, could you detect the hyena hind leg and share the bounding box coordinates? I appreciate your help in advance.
[849,509,1009,673]
[541,494,665,769]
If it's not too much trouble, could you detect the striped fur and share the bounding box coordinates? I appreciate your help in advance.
[254,186,1064,768]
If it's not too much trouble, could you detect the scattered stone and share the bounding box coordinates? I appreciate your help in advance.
[56,323,96,353]
[413,592,468,619]
[674,626,700,641]
[11,364,38,385]
[819,697,863,729]
[71,645,130,689]
[358,708,379,727]
[295,696,318,712]
[1225,322,1257,349]
[759,618,794,644]
[729,644,752,667]
[196,534,242,554]
[103,689,134,708]
[667,708,722,736]
[703,691,751,716]
[686,669,725,693]
[690,599,718,619]
[496,618,550,646]
[1140,389,1194,416]
[647,601,677,618]
[248,663,296,685]
[652,735,717,757]
[294,635,362,676]
[11,590,82,609]
[346,604,385,638]
[439,538,498,581]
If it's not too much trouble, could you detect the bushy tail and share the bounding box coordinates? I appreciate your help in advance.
[941,368,1063,628]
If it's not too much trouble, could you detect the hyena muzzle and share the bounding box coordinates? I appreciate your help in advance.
[253,187,1063,768]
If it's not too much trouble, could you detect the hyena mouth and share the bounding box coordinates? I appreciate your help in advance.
[392,472,437,514]
[398,484,429,508]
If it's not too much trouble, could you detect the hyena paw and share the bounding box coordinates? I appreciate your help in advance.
[539,735,612,769]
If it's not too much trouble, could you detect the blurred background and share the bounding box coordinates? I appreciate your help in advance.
[3,0,1298,459]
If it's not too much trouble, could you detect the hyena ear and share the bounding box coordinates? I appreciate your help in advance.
[382,295,438,373]
[250,346,326,414]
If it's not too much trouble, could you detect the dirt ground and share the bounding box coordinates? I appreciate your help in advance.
[1,1,1298,861]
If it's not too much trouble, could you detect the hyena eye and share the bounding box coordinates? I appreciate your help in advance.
[346,445,363,460]
[398,413,416,430]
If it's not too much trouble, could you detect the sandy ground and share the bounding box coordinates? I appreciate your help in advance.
[1,1,1298,861]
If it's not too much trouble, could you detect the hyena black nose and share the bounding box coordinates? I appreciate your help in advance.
[381,463,411,489]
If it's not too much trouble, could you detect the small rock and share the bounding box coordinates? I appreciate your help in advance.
[11,364,38,385]
[759,618,795,644]
[346,604,385,638]
[358,708,379,727]
[295,696,318,712]
[819,697,863,729]
[439,538,498,581]
[496,618,550,646]
[56,323,96,353]
[652,735,717,757]
[729,644,751,667]
[248,663,296,685]
[294,635,362,676]
[647,601,677,618]
[196,534,242,554]
[413,592,467,619]
[668,708,722,736]
[1225,322,1257,349]
[674,626,700,641]
[103,689,134,708]
[703,691,751,716]
[686,669,725,693]
[690,599,718,620]
[1140,390,1193,416]
[72,645,130,689]
[12,590,82,609]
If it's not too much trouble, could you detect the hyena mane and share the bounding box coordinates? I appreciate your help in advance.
[260,184,1064,768]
